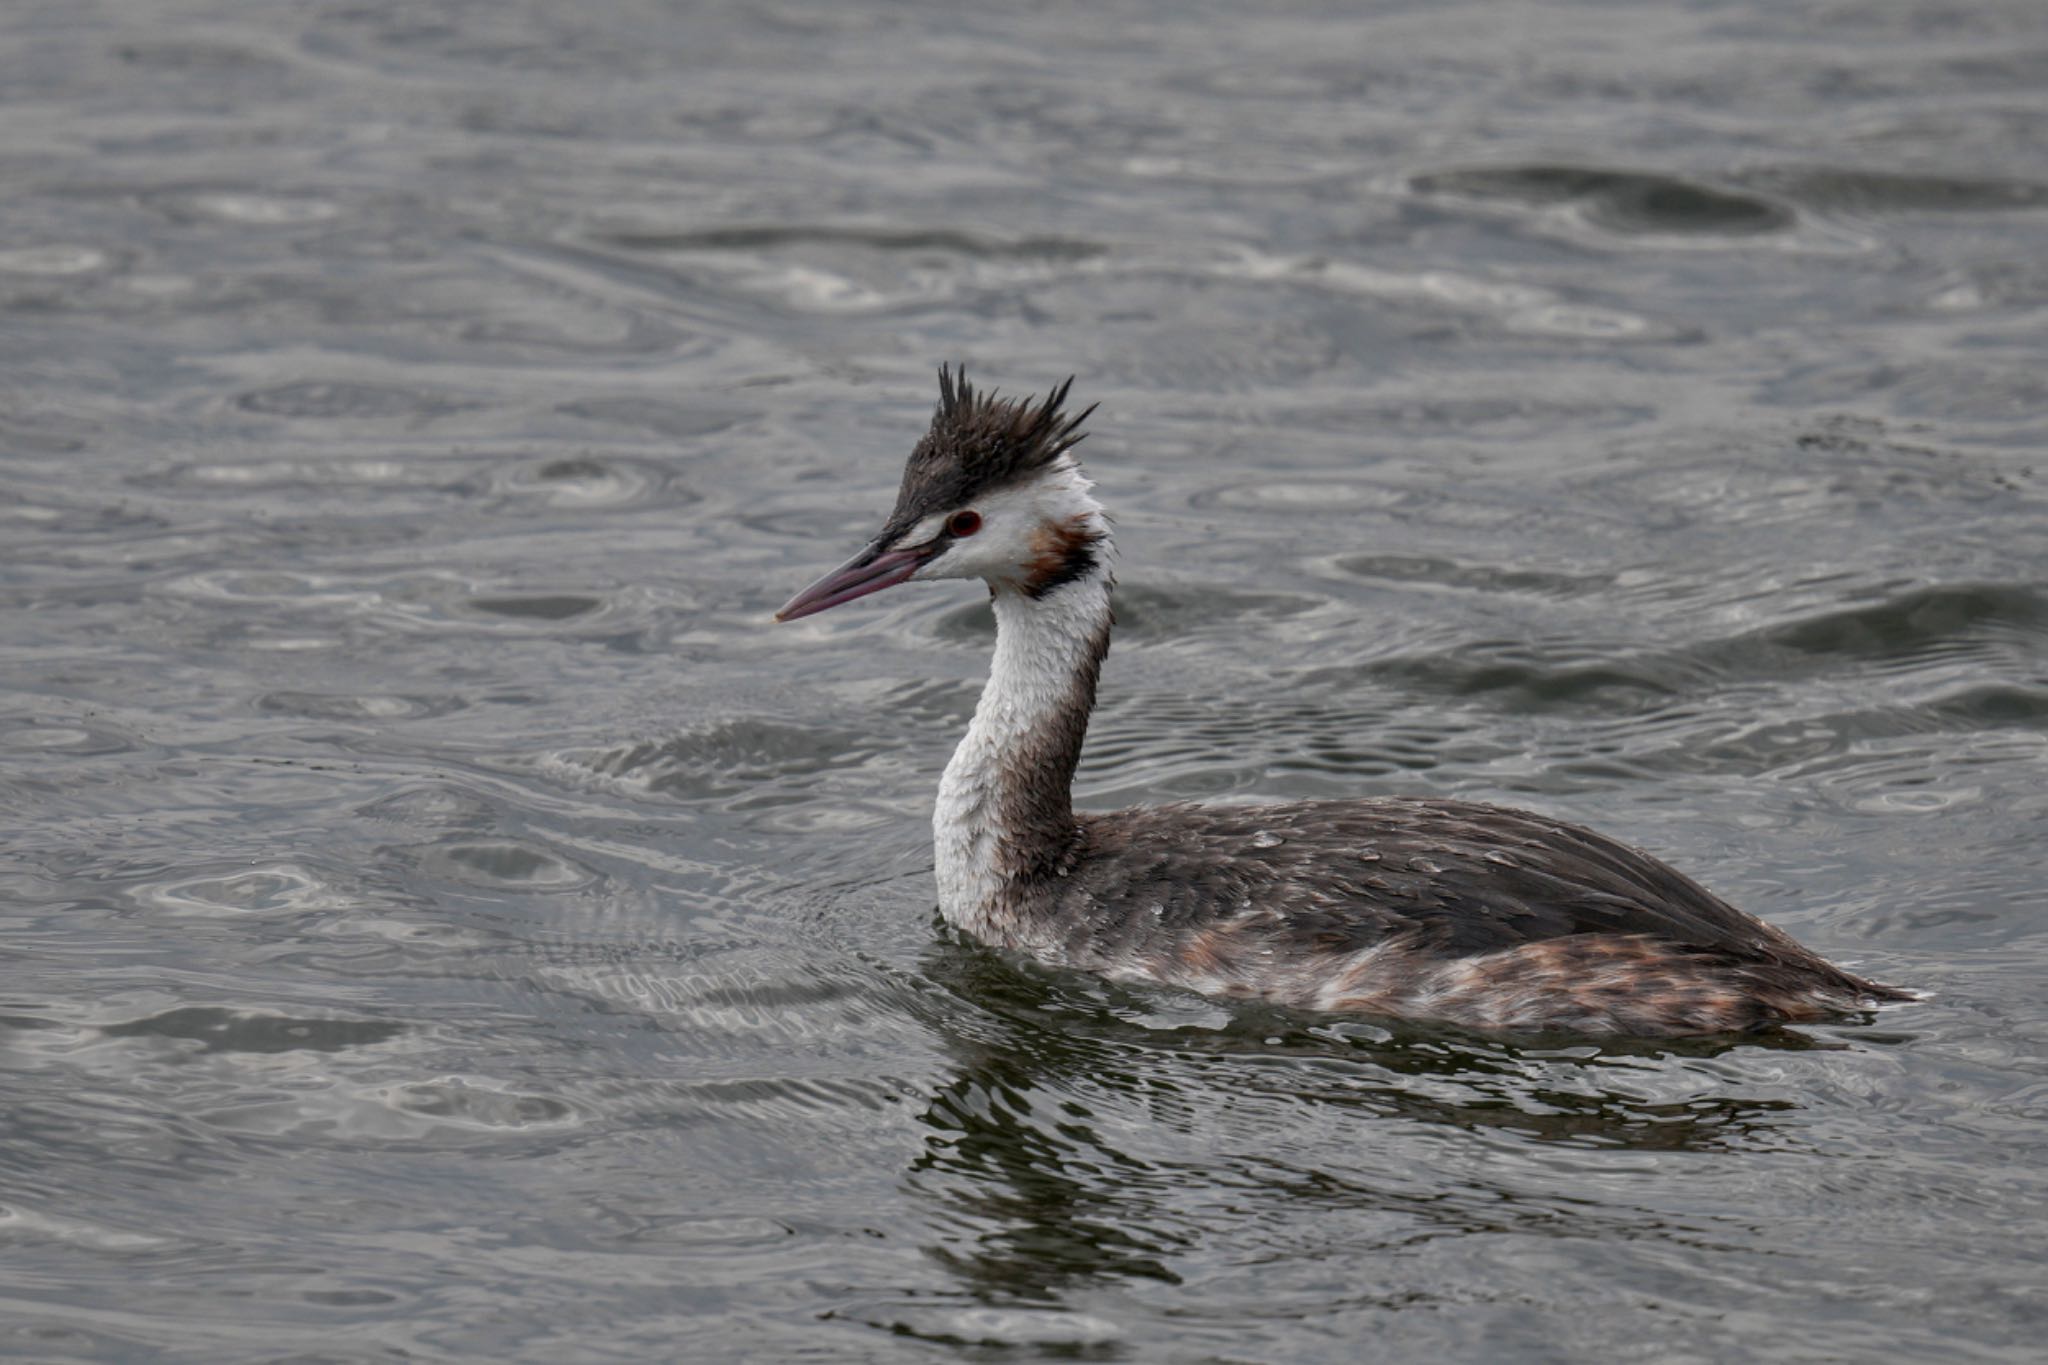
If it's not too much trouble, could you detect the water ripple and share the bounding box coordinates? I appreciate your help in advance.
[6,1,2046,1359]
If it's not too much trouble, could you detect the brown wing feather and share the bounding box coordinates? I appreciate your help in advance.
[1065,798,1908,1005]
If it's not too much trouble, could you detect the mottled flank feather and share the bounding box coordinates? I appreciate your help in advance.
[1022,800,1913,1035]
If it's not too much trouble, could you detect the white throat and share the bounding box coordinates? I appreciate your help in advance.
[933,524,1113,941]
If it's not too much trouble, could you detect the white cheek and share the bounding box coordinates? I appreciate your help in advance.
[909,485,1043,583]
[915,515,1033,581]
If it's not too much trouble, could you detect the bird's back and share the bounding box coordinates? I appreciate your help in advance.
[1018,798,1910,1034]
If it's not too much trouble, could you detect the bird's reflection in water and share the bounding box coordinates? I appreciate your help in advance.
[899,932,1818,1307]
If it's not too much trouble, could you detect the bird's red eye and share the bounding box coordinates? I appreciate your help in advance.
[947,510,982,537]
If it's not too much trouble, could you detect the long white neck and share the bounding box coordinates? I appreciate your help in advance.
[933,551,1114,944]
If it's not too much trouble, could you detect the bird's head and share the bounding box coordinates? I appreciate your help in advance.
[775,367,1106,623]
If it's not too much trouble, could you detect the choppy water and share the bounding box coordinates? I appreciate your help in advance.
[3,1,2047,1359]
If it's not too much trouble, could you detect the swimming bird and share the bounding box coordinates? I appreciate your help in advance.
[775,368,1912,1035]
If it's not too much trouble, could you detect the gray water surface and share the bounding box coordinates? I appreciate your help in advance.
[4,1,2047,1360]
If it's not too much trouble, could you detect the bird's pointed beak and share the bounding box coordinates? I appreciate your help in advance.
[774,538,930,623]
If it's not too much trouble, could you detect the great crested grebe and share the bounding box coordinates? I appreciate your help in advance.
[775,369,1912,1036]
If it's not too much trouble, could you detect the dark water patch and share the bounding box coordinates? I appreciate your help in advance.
[299,3,702,81]
[1591,419,2045,536]
[565,719,882,803]
[1545,680,2048,793]
[1675,715,2005,794]
[1336,553,1613,599]
[1344,578,2045,709]
[1748,166,2048,215]
[415,839,599,890]
[1098,310,1354,389]
[96,1008,404,1055]
[555,396,748,440]
[235,381,468,422]
[0,411,92,454]
[926,598,994,640]
[339,576,657,642]
[114,41,295,79]
[862,677,982,733]
[1352,395,1659,439]
[112,40,290,80]
[1344,645,1690,715]
[1925,682,2048,728]
[467,593,603,622]
[1758,582,2046,664]
[596,224,1105,262]
[0,501,168,550]
[641,1074,914,1129]
[452,305,674,356]
[486,454,685,511]
[355,783,501,832]
[384,1078,578,1130]
[1268,721,1502,780]
[1113,583,1324,639]
[1410,165,1795,235]
[1079,686,1512,794]
[539,456,615,481]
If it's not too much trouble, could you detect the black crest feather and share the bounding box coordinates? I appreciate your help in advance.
[883,366,1096,541]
